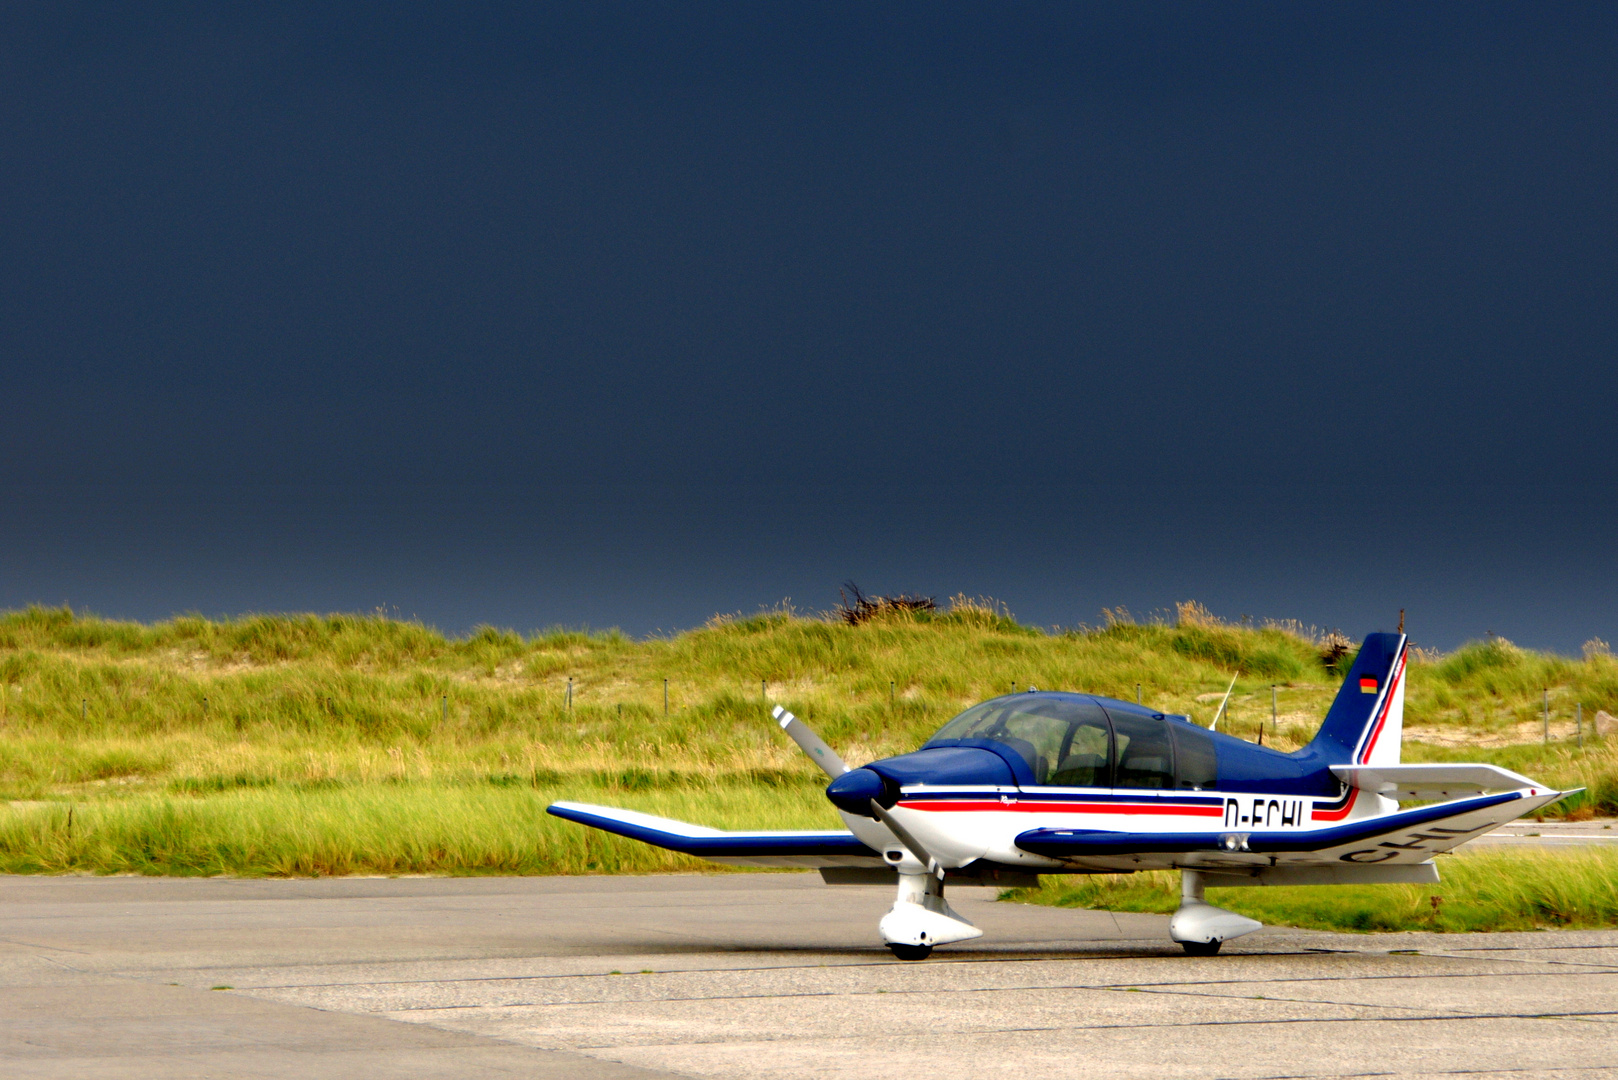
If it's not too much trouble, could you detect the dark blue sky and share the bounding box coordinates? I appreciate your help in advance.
[2,4,1615,651]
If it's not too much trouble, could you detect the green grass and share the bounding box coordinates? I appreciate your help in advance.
[0,781,839,876]
[0,600,1614,881]
[1005,847,1618,933]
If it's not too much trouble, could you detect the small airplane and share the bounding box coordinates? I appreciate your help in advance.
[549,632,1572,959]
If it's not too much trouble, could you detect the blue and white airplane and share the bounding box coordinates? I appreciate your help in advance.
[549,632,1570,959]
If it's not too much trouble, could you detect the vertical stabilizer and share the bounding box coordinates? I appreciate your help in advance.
[1305,633,1408,765]
[1368,651,1407,766]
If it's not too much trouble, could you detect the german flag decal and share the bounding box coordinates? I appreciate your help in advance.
[1359,676,1379,694]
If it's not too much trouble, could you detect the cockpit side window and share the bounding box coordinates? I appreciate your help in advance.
[1107,710,1175,789]
[1045,704,1112,787]
[1170,722,1218,790]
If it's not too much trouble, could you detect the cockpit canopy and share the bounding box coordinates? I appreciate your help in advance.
[923,692,1217,790]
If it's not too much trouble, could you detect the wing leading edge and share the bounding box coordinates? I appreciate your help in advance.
[546,802,883,868]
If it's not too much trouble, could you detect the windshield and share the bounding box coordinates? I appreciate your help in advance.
[925,696,1113,785]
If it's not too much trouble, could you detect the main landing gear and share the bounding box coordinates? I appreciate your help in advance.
[1170,869,1261,956]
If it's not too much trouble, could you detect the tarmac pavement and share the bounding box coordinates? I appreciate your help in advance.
[1467,818,1618,847]
[1,871,1615,1079]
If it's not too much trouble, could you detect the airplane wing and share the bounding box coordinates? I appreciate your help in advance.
[1015,787,1573,871]
[546,802,884,868]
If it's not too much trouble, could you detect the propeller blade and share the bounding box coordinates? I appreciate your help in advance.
[770,705,937,877]
[867,799,944,880]
[772,705,849,778]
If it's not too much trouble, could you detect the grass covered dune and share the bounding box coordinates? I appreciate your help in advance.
[1,600,1616,913]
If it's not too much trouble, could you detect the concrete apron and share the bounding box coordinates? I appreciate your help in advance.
[1,872,1616,1080]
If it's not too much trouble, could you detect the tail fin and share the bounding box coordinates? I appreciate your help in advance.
[1305,632,1408,766]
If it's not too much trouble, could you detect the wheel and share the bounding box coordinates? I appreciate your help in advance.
[888,942,934,961]
[1181,939,1222,956]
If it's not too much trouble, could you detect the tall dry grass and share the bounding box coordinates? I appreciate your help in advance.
[0,601,1614,878]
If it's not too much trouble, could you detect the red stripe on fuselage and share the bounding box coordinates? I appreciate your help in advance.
[898,800,1224,816]
[1310,787,1359,822]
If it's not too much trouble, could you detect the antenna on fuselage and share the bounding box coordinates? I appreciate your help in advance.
[1208,672,1239,731]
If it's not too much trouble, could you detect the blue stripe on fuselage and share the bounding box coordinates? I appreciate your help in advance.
[897,789,1225,807]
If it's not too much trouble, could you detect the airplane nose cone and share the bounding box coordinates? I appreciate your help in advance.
[825,768,897,817]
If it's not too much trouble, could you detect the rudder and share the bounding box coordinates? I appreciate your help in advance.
[1305,632,1407,766]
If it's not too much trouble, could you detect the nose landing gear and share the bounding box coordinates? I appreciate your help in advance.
[878,859,981,961]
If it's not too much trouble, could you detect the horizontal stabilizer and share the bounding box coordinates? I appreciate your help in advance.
[546,802,881,868]
[1331,763,1542,799]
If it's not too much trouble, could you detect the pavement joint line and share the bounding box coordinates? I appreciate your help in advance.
[94,939,1618,994]
[229,964,1607,998]
[0,936,94,959]
[1259,1074,1614,1079]
[1210,1072,1397,1079]
[363,985,1618,1024]
[552,1007,1618,1048]
[1407,950,1618,972]
[370,981,1491,1013]
[374,982,1424,1012]
[1099,985,1527,1018]
[186,956,1160,990]
[1153,988,1501,1020]
[1210,1069,1618,1080]
[382,985,1137,1011]
[199,945,1391,977]
[220,952,1595,990]
[206,947,1425,991]
[1086,969,1618,989]
[1441,944,1618,953]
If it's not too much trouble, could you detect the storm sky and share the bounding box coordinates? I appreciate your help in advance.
[2,3,1615,650]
